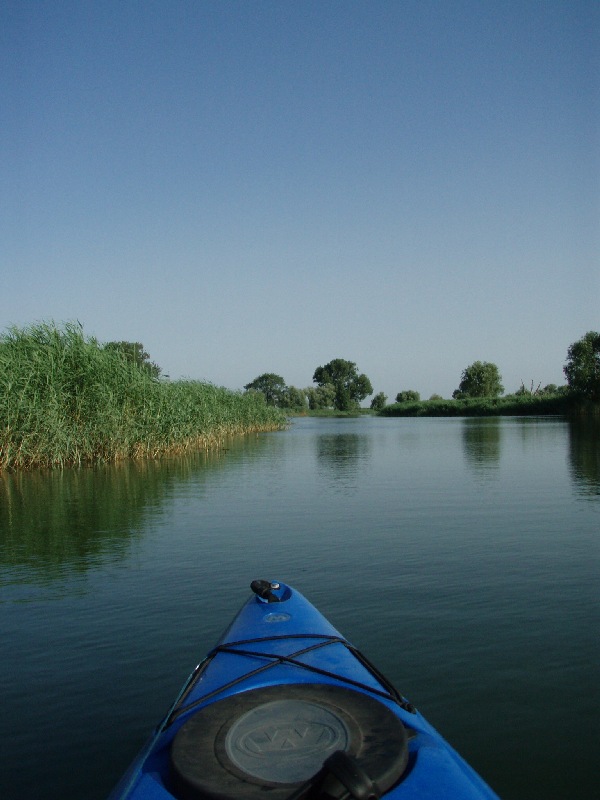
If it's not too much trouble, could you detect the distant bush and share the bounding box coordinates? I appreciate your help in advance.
[395,390,420,402]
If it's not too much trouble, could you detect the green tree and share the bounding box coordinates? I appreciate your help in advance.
[395,390,420,403]
[244,373,287,406]
[305,384,336,410]
[104,341,161,378]
[282,386,308,412]
[564,331,600,399]
[453,361,503,399]
[541,384,568,396]
[370,392,387,411]
[312,359,373,411]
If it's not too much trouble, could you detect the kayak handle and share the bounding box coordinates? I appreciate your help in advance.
[250,579,282,603]
[287,751,380,800]
[320,751,381,800]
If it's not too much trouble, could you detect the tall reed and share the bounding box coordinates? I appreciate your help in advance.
[0,322,286,470]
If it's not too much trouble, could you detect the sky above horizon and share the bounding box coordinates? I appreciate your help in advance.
[3,0,598,400]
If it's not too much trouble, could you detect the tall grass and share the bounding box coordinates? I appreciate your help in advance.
[0,322,287,470]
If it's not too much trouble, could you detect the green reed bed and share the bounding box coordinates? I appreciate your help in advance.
[0,322,287,470]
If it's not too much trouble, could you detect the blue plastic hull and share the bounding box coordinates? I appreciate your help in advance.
[108,582,500,799]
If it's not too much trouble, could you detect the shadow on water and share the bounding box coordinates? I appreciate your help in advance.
[568,417,600,495]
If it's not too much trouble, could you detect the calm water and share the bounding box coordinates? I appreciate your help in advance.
[1,416,598,799]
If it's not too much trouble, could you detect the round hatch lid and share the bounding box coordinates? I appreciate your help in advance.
[170,683,408,800]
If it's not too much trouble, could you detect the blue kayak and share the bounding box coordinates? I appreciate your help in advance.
[108,581,500,799]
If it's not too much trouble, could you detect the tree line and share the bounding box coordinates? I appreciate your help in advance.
[101,331,600,411]
[243,331,600,412]
[244,359,373,413]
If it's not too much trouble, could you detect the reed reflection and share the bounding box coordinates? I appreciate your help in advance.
[0,449,231,580]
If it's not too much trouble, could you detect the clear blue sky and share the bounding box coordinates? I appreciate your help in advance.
[2,0,598,399]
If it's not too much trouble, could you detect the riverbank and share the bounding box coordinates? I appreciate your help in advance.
[288,396,597,418]
[0,322,287,471]
[378,394,596,417]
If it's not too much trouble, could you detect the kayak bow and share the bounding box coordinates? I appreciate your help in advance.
[108,580,500,799]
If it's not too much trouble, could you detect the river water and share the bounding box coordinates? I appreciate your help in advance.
[1,416,598,799]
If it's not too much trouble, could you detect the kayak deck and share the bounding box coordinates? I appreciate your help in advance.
[166,633,415,726]
[108,581,500,799]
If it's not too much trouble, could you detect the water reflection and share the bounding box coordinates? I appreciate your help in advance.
[315,433,371,492]
[461,418,502,472]
[0,445,249,583]
[1,417,598,800]
[568,417,600,495]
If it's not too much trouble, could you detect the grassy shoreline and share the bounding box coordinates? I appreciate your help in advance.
[379,394,595,417]
[0,323,287,471]
[288,396,597,418]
